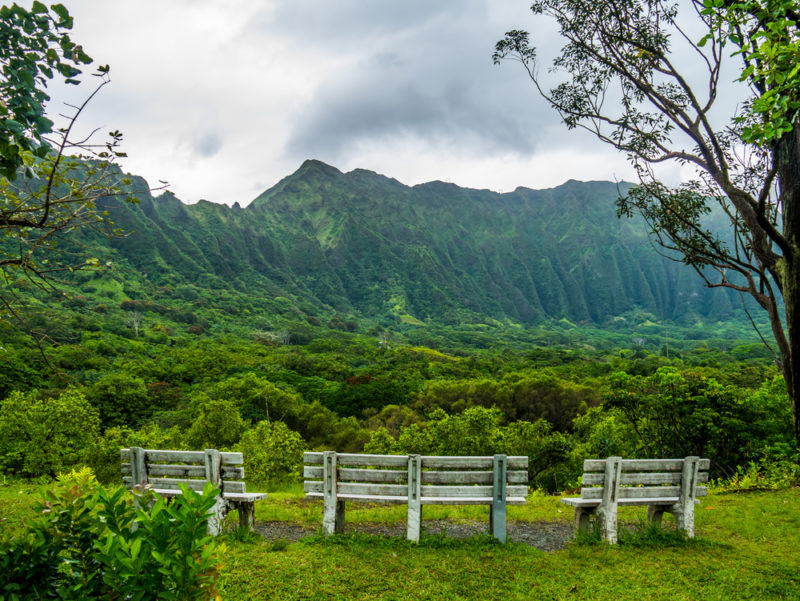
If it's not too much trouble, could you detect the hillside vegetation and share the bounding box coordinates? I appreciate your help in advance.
[81,159,744,328]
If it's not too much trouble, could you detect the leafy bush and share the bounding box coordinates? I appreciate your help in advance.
[87,372,152,428]
[711,456,800,492]
[0,481,222,600]
[185,393,247,449]
[238,420,305,485]
[83,423,187,484]
[0,388,100,477]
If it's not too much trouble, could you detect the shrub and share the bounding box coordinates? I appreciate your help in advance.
[0,482,222,600]
[238,421,305,485]
[185,394,247,450]
[0,388,100,477]
[83,424,187,484]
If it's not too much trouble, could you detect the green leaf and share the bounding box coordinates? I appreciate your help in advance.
[50,3,70,22]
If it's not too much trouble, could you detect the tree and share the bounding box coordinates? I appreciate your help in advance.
[494,0,800,447]
[0,3,134,328]
[0,387,100,477]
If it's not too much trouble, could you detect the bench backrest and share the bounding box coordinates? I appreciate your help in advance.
[121,447,247,494]
[304,452,528,503]
[579,457,710,501]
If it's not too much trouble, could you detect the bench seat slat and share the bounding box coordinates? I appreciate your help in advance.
[125,477,246,493]
[580,485,707,499]
[422,496,528,505]
[223,492,269,502]
[562,496,701,507]
[422,484,529,498]
[305,492,528,506]
[305,491,409,504]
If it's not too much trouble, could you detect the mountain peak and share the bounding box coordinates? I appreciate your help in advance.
[295,159,343,179]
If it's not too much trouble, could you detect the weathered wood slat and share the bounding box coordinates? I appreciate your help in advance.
[563,496,702,507]
[121,449,243,465]
[223,492,269,502]
[304,468,528,486]
[123,464,245,479]
[303,452,408,467]
[421,496,528,505]
[337,482,409,496]
[122,477,245,493]
[124,477,207,491]
[583,458,710,472]
[582,471,710,486]
[419,470,527,485]
[333,453,410,467]
[580,485,707,499]
[337,468,409,483]
[222,481,246,493]
[304,466,323,479]
[145,464,206,478]
[221,466,245,479]
[420,456,528,469]
[420,484,529,498]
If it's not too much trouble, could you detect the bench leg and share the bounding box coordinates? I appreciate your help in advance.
[207,496,228,536]
[573,506,594,533]
[596,506,618,544]
[238,502,256,531]
[674,503,695,538]
[407,454,422,543]
[647,505,665,528]
[490,501,507,543]
[323,498,345,535]
[407,501,422,543]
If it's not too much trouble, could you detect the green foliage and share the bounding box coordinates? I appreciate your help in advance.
[0,387,99,477]
[0,481,222,600]
[701,0,800,143]
[604,367,793,475]
[186,393,247,450]
[83,423,187,484]
[238,421,305,485]
[0,2,90,178]
[87,372,152,428]
[711,454,800,492]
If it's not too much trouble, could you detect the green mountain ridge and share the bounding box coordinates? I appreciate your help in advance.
[95,159,739,327]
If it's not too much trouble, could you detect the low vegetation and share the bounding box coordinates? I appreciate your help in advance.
[3,478,798,600]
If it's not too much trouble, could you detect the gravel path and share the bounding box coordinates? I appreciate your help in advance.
[254,519,573,552]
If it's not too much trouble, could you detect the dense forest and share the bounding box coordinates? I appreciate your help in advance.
[1,160,795,492]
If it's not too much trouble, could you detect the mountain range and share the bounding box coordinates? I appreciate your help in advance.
[96,159,738,327]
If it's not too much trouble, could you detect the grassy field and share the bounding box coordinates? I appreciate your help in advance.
[3,481,799,600]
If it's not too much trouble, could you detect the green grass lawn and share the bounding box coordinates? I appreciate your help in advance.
[3,481,799,600]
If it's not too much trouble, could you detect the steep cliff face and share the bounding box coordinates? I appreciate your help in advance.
[100,159,737,324]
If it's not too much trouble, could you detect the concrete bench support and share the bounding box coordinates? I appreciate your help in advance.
[562,456,708,544]
[122,446,268,536]
[305,452,529,543]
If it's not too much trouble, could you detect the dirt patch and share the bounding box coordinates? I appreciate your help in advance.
[254,519,573,552]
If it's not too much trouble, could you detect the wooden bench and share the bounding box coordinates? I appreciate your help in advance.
[303,452,528,542]
[561,456,709,543]
[121,447,267,535]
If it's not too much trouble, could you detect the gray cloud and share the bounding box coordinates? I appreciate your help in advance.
[283,4,554,162]
[192,132,223,158]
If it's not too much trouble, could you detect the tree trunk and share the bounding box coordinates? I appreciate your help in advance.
[776,123,800,449]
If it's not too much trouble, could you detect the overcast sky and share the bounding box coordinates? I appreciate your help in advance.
[44,1,697,206]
